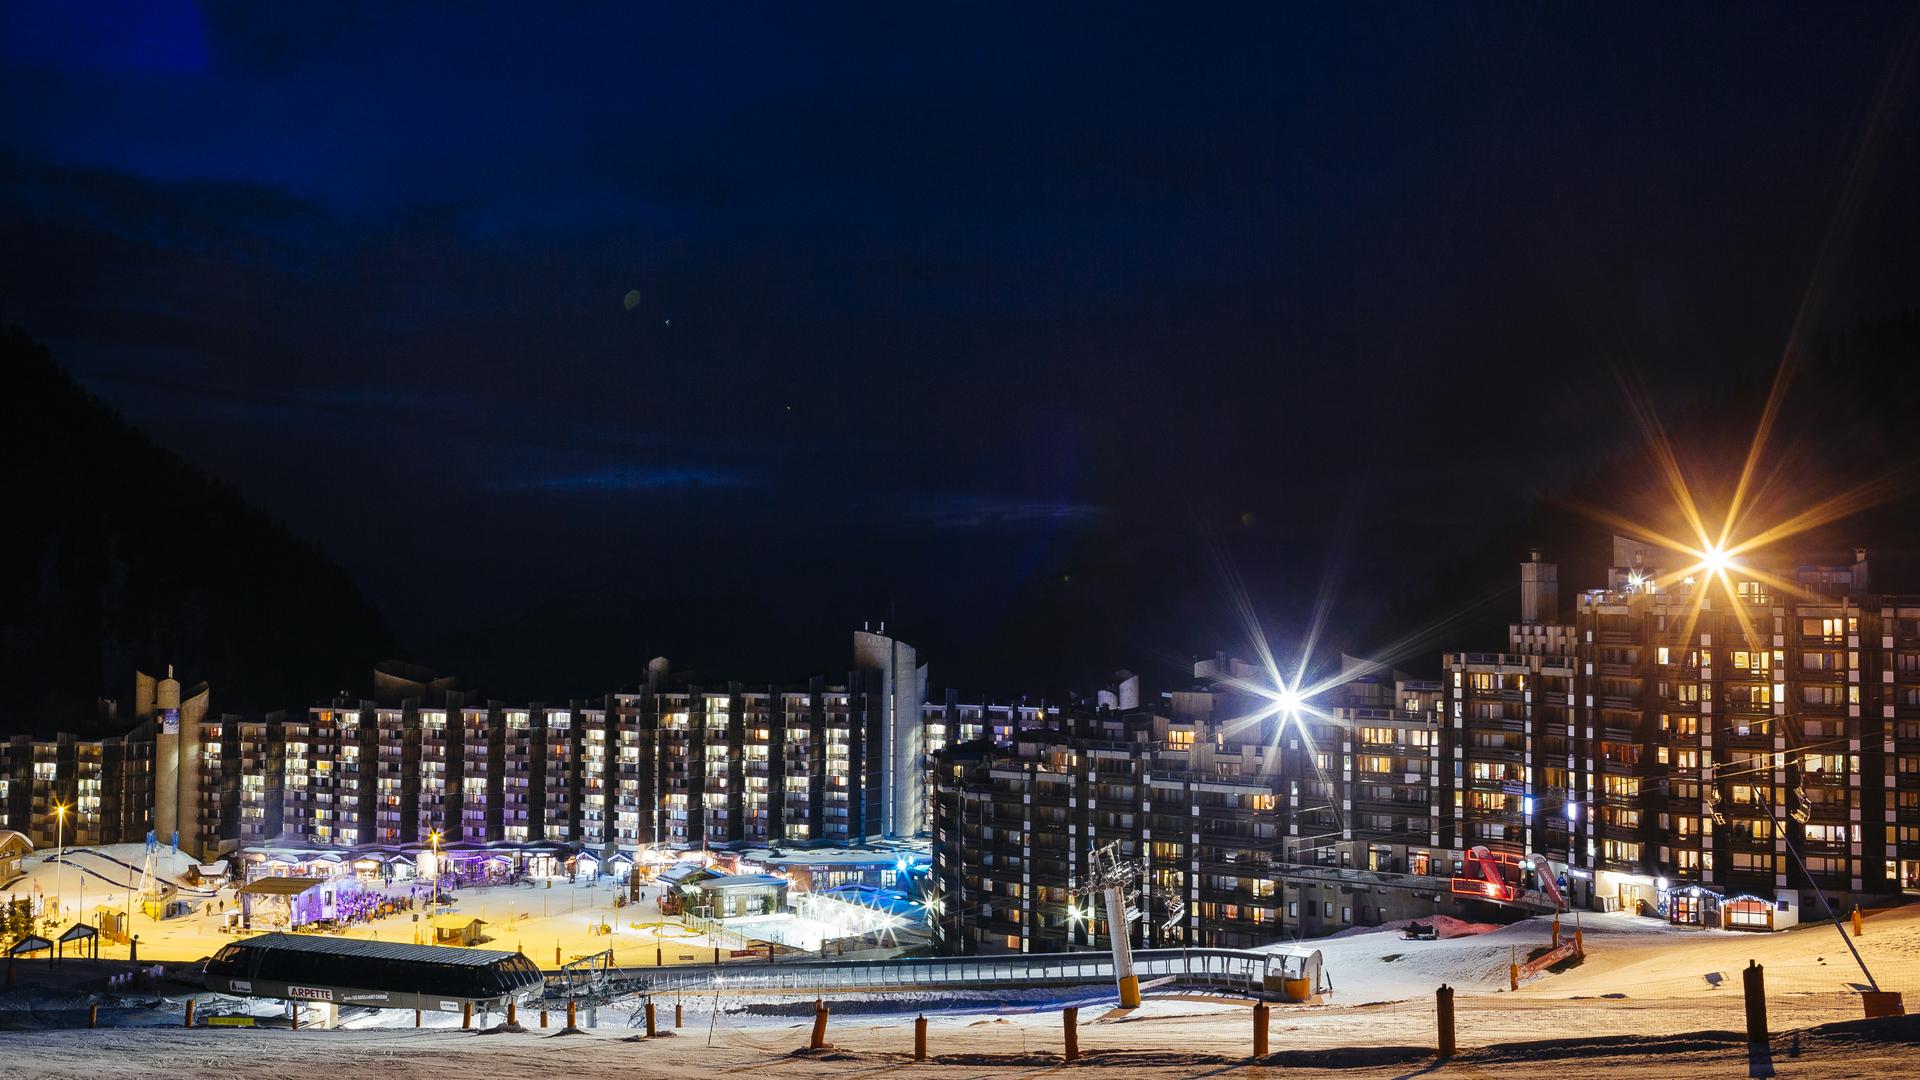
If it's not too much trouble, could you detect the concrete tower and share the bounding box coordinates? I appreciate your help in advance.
[152,666,182,846]
[1520,549,1559,625]
[137,664,211,854]
[854,626,929,838]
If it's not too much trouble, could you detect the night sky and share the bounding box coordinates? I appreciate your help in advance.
[5,4,1919,699]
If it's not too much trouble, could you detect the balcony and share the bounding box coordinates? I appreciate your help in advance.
[1353,794,1428,815]
[1596,817,1642,840]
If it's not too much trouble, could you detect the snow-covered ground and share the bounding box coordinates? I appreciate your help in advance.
[8,846,1920,1076]
[0,994,1913,1078]
[2,844,895,966]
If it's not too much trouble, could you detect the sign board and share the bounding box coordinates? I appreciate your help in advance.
[288,986,334,1002]
[207,1016,255,1027]
[161,708,179,736]
[1517,941,1578,980]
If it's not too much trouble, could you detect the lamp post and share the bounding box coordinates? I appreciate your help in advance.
[52,802,68,923]
[428,830,442,919]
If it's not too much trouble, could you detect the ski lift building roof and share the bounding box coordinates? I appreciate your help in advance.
[203,933,541,1010]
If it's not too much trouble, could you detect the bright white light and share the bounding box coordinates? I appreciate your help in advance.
[1700,546,1730,575]
[1523,796,1535,816]
[1655,876,1669,892]
[1566,801,1580,822]
[1273,686,1301,715]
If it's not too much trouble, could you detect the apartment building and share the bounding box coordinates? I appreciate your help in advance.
[371,706,410,845]
[459,705,497,843]
[236,714,285,847]
[418,703,454,841]
[0,632,971,860]
[0,726,155,850]
[195,714,238,855]
[502,708,535,843]
[1881,603,1920,892]
[1447,540,1910,917]
[922,693,1056,752]
[280,706,338,846]
[931,664,1453,954]
[211,631,935,854]
[630,675,887,850]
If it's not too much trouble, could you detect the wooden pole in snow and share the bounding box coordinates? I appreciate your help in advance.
[810,999,829,1049]
[1743,961,1768,1045]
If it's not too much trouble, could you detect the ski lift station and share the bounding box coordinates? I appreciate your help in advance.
[203,933,543,1025]
[1258,946,1327,1000]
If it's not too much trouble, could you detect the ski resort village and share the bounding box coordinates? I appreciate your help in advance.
[1,545,1919,1075]
[8,7,1920,1073]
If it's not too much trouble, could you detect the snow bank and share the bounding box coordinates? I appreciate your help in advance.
[1325,915,1500,940]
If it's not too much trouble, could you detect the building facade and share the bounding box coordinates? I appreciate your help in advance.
[1446,540,1919,914]
[5,548,1915,942]
[930,666,1457,953]
[931,538,1920,954]
[0,632,947,861]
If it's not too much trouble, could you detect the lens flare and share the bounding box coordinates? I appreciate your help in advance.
[1699,545,1730,575]
[1271,684,1302,720]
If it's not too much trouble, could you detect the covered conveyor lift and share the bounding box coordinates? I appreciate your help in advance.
[203,932,544,1018]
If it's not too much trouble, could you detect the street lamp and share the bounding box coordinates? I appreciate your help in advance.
[52,802,68,922]
[428,830,442,918]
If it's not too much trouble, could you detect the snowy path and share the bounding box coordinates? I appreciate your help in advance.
[0,1001,1911,1078]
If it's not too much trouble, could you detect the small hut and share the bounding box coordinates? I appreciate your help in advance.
[689,874,789,919]
[187,863,230,888]
[93,906,128,944]
[0,831,31,883]
[431,914,489,946]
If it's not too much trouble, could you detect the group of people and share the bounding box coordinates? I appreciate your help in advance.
[326,889,418,926]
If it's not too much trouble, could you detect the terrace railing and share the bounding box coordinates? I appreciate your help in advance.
[595,947,1283,998]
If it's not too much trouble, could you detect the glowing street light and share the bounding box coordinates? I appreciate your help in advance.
[53,801,69,920]
[1699,545,1731,576]
[1271,684,1304,723]
[428,829,443,918]
[1577,357,1913,652]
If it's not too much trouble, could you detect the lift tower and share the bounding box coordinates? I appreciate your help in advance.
[1073,843,1142,1007]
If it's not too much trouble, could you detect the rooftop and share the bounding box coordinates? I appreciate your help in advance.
[219,931,520,968]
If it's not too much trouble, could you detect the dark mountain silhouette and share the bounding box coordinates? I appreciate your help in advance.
[0,326,397,732]
[3,314,1916,725]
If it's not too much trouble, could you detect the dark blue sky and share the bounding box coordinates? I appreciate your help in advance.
[4,3,1918,695]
